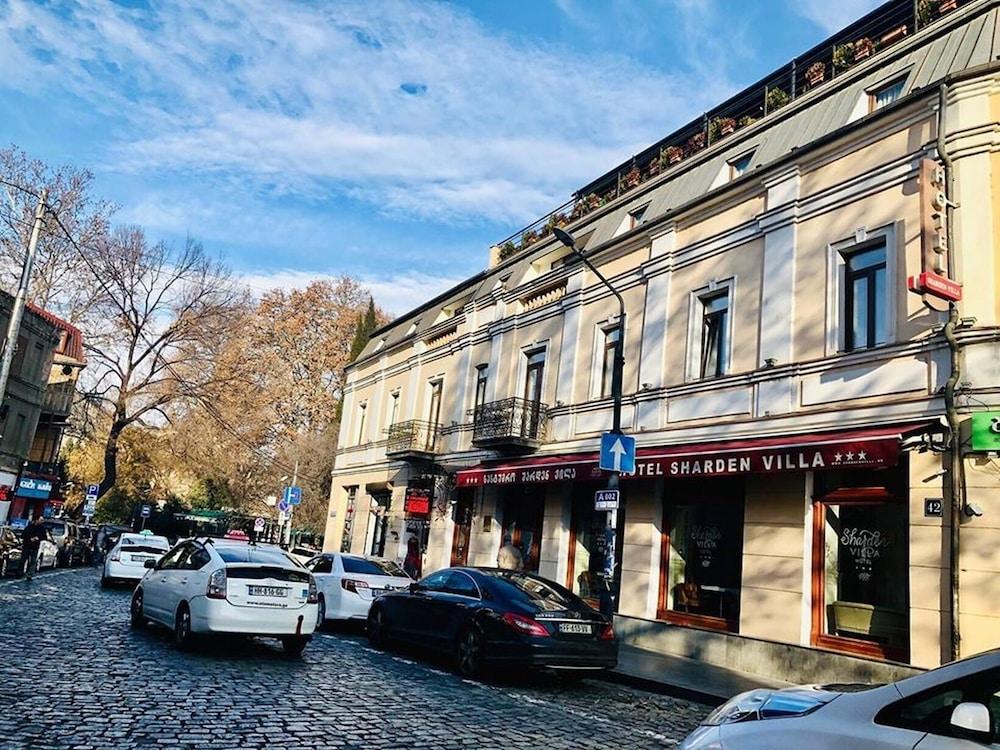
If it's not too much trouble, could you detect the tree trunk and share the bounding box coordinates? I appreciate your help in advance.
[98,415,127,498]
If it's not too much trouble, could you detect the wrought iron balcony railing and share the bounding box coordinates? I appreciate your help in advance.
[385,420,440,460]
[471,397,548,450]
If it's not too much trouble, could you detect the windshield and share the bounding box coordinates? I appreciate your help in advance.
[485,571,586,611]
[43,522,66,536]
[342,557,409,577]
[216,545,296,567]
[121,535,169,551]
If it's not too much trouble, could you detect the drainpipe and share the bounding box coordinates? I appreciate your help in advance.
[937,82,964,662]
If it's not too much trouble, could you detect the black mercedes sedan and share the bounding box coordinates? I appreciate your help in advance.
[367,567,618,678]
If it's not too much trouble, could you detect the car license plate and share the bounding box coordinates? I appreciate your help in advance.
[559,622,592,635]
[248,585,287,598]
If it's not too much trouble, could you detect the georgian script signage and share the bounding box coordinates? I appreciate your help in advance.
[456,435,900,487]
[16,477,54,499]
[403,486,432,516]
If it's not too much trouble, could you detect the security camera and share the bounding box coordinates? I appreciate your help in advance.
[964,503,984,518]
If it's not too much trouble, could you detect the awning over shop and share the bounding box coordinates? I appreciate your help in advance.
[454,421,937,487]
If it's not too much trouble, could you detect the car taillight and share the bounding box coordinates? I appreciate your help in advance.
[341,578,369,594]
[110,550,120,562]
[502,612,550,637]
[599,623,615,641]
[307,575,318,604]
[206,568,227,599]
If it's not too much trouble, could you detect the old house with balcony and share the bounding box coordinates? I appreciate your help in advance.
[326,0,1000,684]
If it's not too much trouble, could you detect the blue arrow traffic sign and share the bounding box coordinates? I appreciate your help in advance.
[600,432,635,474]
[284,486,302,506]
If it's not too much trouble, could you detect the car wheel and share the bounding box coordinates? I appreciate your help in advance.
[174,604,194,650]
[100,573,110,588]
[367,606,388,649]
[281,636,309,658]
[456,625,485,679]
[316,595,326,629]
[130,590,146,629]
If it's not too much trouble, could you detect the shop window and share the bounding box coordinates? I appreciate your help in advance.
[568,494,612,607]
[811,466,909,661]
[843,242,888,351]
[658,481,744,631]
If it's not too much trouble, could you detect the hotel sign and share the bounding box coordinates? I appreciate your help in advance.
[456,435,900,486]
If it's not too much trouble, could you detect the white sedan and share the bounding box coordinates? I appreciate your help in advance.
[680,648,1000,750]
[304,553,412,625]
[130,538,318,656]
[102,533,171,586]
[34,536,58,571]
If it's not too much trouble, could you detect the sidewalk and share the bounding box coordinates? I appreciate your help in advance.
[601,644,792,706]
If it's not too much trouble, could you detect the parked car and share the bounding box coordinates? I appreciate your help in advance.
[305,553,412,625]
[44,520,88,567]
[679,647,1000,750]
[367,567,618,678]
[102,532,171,586]
[130,538,318,656]
[94,524,133,563]
[288,545,320,565]
[0,526,23,576]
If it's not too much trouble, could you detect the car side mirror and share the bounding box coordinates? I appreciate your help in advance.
[950,702,992,742]
[144,559,157,569]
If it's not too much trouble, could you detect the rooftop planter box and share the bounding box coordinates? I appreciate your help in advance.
[622,165,642,189]
[881,24,907,46]
[833,43,853,72]
[853,36,875,61]
[765,86,790,113]
[665,145,684,165]
[805,61,826,86]
[685,132,706,155]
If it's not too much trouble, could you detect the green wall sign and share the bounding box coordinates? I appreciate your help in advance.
[970,412,1000,452]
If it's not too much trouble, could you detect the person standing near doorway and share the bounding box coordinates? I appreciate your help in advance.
[497,533,524,571]
[21,516,47,580]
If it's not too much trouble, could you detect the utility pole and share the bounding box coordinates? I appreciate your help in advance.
[0,189,48,417]
[282,460,298,548]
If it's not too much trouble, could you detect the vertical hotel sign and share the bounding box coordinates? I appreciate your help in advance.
[908,158,961,306]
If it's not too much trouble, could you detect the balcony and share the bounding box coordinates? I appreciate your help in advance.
[471,397,548,452]
[41,380,75,417]
[385,420,440,461]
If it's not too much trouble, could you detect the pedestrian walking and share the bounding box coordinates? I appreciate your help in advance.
[403,535,422,579]
[21,516,47,580]
[497,533,524,571]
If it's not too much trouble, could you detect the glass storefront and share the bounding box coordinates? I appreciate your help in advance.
[659,479,744,631]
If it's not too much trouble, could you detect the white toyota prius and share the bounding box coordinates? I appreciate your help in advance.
[102,532,171,586]
[130,538,318,656]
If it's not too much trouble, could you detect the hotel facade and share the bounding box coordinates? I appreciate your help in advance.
[325,0,1000,683]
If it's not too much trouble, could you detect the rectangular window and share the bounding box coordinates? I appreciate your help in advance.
[843,243,887,351]
[699,292,730,378]
[474,365,488,410]
[428,380,442,428]
[524,350,545,404]
[658,481,744,632]
[729,151,754,180]
[599,326,621,398]
[356,403,367,444]
[870,79,905,112]
[629,204,649,229]
[387,391,400,427]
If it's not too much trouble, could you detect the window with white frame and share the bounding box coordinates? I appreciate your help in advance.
[842,241,888,351]
[387,390,400,428]
[598,324,621,398]
[356,402,367,444]
[687,282,734,380]
[869,78,905,112]
[474,364,488,411]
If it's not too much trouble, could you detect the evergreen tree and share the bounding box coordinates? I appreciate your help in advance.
[349,296,378,362]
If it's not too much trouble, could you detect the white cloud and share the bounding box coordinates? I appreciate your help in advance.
[0,0,729,228]
[791,0,883,33]
[239,267,464,318]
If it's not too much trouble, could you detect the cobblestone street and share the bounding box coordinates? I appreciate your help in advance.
[0,568,707,749]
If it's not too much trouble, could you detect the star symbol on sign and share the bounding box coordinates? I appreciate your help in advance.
[857,450,867,461]
[834,452,843,463]
[845,452,855,461]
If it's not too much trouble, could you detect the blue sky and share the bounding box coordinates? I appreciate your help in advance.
[0,0,880,314]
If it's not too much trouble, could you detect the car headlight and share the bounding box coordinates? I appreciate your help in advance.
[702,689,831,726]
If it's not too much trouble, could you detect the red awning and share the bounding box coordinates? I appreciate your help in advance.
[454,421,935,487]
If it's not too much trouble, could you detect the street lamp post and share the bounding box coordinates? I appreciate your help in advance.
[553,227,626,619]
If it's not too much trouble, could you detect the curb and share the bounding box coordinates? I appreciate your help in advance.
[597,668,726,707]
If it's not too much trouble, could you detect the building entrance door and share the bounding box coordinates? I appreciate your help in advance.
[367,491,391,558]
[450,490,474,567]
[499,489,544,573]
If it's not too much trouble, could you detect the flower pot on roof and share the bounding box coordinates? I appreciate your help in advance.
[939,0,958,12]
[685,132,706,156]
[623,165,642,189]
[718,117,736,136]
[647,157,662,176]
[881,25,907,46]
[584,192,601,211]
[805,61,826,86]
[499,241,518,260]
[665,145,684,165]
[853,37,875,61]
[765,86,790,113]
[833,43,853,73]
[544,213,568,233]
[521,228,539,247]
[738,115,757,129]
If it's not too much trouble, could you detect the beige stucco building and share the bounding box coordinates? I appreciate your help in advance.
[325,0,1000,683]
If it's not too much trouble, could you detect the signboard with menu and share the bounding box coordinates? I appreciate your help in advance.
[404,486,432,516]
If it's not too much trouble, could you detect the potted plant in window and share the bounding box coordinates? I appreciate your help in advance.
[833,43,853,73]
[805,61,826,86]
[665,145,684,165]
[765,86,790,113]
[852,36,875,61]
[622,165,642,189]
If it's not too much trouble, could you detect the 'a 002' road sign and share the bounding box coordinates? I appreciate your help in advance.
[594,489,620,511]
